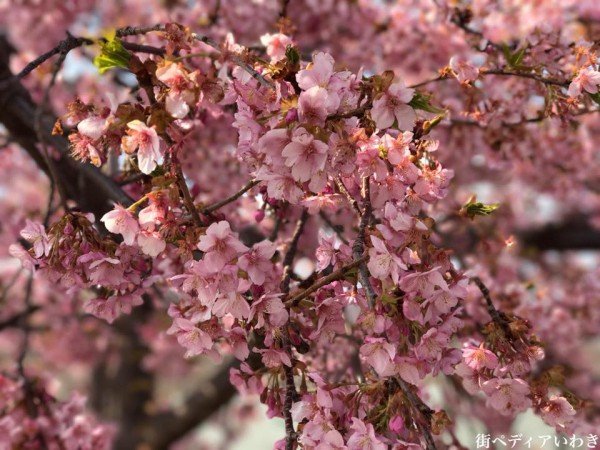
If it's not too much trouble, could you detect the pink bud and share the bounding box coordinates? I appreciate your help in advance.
[254,209,265,223]
[389,415,404,433]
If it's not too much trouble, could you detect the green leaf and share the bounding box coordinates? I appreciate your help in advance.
[285,45,300,65]
[94,34,132,74]
[502,43,527,68]
[408,92,446,114]
[462,200,500,220]
[589,92,600,105]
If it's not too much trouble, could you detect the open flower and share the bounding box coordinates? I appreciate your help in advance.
[101,204,139,245]
[197,221,248,272]
[462,342,498,371]
[568,67,600,97]
[122,120,162,174]
[371,80,416,130]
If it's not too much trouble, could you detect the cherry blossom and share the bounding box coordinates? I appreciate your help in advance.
[121,120,162,175]
[371,80,416,130]
[196,221,248,272]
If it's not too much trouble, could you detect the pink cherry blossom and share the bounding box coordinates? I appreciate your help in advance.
[20,220,51,258]
[155,62,196,118]
[248,293,288,328]
[121,120,162,175]
[367,235,406,283]
[568,67,600,97]
[167,318,213,358]
[361,337,396,376]
[346,418,386,450]
[197,221,248,272]
[237,240,276,285]
[540,396,576,429]
[297,52,335,90]
[136,229,166,257]
[100,204,139,245]
[482,378,532,416]
[462,343,499,371]
[281,127,329,183]
[450,56,480,83]
[371,80,416,130]
[260,33,294,62]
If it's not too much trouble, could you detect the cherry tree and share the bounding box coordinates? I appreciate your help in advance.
[0,1,599,449]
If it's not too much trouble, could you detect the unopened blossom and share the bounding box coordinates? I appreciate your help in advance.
[197,221,248,272]
[121,120,162,175]
[77,115,107,140]
[281,127,329,182]
[449,56,479,83]
[20,220,51,258]
[568,67,600,97]
[101,204,139,245]
[371,80,416,130]
[482,378,532,416]
[540,395,576,429]
[260,33,293,62]
[389,415,404,433]
[237,240,277,285]
[462,343,499,371]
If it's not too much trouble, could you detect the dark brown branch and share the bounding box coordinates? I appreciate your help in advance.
[175,164,203,227]
[470,276,512,337]
[279,209,308,450]
[353,177,376,308]
[482,69,569,87]
[392,377,437,450]
[121,41,166,56]
[15,32,93,80]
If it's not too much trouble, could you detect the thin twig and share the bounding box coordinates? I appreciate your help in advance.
[319,210,349,245]
[202,179,260,214]
[191,34,275,89]
[279,209,308,450]
[470,276,512,336]
[285,255,368,307]
[482,69,569,87]
[335,178,361,214]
